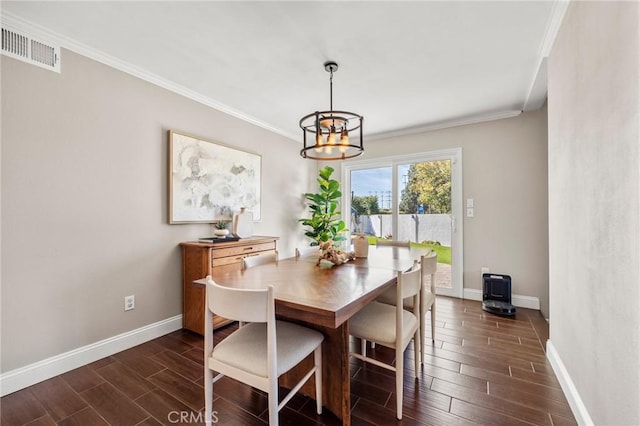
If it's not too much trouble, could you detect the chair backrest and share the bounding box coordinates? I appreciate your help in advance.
[376,239,411,247]
[421,251,437,274]
[395,265,421,341]
[295,246,318,258]
[420,251,438,292]
[243,251,278,269]
[206,276,273,323]
[398,265,422,300]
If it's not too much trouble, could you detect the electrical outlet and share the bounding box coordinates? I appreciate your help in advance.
[124,295,135,311]
[481,267,490,274]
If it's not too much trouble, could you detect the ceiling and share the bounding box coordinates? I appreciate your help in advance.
[2,1,565,141]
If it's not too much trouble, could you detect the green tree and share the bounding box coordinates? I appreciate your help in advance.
[399,161,451,214]
[352,195,380,215]
[399,166,420,213]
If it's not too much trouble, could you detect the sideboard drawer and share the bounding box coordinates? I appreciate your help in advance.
[211,241,276,259]
[211,255,245,268]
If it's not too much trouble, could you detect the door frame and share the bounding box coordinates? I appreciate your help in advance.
[341,147,463,298]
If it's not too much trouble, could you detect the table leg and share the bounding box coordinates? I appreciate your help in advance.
[279,322,350,425]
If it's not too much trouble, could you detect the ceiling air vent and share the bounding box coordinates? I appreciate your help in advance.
[1,26,60,72]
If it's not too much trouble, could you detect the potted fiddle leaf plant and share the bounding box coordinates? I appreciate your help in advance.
[299,166,347,246]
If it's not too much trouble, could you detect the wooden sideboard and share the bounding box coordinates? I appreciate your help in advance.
[180,236,278,335]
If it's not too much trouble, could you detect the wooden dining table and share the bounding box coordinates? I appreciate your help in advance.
[203,244,426,425]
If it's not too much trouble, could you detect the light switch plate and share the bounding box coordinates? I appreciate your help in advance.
[466,208,474,217]
[466,198,474,208]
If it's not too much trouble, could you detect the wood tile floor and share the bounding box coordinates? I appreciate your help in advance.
[1,297,576,425]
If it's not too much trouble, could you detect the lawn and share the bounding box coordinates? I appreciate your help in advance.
[367,237,451,265]
[413,243,451,264]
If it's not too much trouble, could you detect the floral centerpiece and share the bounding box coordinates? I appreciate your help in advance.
[317,240,355,266]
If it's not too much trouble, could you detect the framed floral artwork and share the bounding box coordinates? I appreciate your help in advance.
[168,130,261,224]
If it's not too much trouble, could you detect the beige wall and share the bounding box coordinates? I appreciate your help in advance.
[349,108,550,315]
[548,1,639,424]
[1,50,314,372]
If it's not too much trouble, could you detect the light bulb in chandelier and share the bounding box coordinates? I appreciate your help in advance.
[339,128,348,153]
[314,131,323,153]
[327,127,337,145]
[340,127,349,145]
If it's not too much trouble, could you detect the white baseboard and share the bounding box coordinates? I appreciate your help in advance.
[0,315,183,397]
[463,288,540,310]
[546,340,594,426]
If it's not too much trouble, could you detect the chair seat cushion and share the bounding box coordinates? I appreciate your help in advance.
[350,301,418,347]
[209,321,323,378]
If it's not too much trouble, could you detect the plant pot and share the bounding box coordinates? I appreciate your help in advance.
[214,229,229,237]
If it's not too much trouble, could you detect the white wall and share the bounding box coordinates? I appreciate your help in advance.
[548,1,639,424]
[1,49,313,373]
[345,109,550,315]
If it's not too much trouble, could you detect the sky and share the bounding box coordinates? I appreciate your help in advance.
[350,168,392,196]
[350,165,410,195]
[350,165,409,209]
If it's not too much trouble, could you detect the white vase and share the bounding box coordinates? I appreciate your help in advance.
[354,234,369,258]
[233,207,253,238]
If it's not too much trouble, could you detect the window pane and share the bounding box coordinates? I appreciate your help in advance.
[350,167,392,237]
[398,160,452,288]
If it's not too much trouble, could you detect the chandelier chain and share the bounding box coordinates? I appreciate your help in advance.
[329,68,334,112]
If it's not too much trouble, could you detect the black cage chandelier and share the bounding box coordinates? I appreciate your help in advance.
[299,61,364,160]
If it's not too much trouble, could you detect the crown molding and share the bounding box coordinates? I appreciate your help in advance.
[366,110,523,141]
[523,0,571,111]
[2,7,562,144]
[0,11,299,142]
[524,57,548,111]
[539,0,571,58]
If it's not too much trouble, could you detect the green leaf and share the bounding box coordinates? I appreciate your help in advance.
[319,166,334,180]
[326,190,341,200]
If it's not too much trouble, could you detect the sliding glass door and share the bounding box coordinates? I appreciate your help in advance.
[342,149,463,298]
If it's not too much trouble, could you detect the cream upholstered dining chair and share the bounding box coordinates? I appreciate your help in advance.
[349,265,421,420]
[375,239,411,247]
[377,251,437,364]
[242,251,279,269]
[204,276,323,426]
[367,239,411,350]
